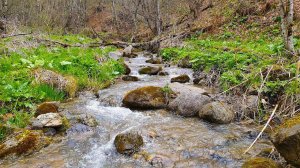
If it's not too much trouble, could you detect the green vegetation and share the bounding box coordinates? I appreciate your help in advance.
[0,34,124,129]
[161,31,300,94]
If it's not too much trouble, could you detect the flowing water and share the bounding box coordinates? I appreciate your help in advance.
[1,53,273,168]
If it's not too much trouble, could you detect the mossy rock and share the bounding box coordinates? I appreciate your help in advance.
[271,115,300,167]
[114,132,143,155]
[35,102,59,117]
[33,68,78,98]
[171,74,190,83]
[123,63,131,75]
[123,86,167,109]
[122,75,139,81]
[138,66,162,75]
[242,157,281,168]
[0,129,51,159]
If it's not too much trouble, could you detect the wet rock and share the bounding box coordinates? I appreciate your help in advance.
[109,51,122,60]
[171,74,190,83]
[242,157,281,168]
[122,75,139,81]
[158,71,169,76]
[77,114,98,127]
[177,57,192,68]
[114,132,143,155]
[44,128,57,136]
[146,57,163,64]
[123,86,167,109]
[33,68,77,98]
[0,130,50,159]
[66,123,93,135]
[271,115,300,167]
[32,113,63,129]
[35,102,59,117]
[122,45,137,58]
[199,101,235,124]
[168,83,211,117]
[123,63,131,75]
[138,66,162,75]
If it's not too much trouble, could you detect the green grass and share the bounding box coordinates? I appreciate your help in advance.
[0,34,125,129]
[161,31,300,94]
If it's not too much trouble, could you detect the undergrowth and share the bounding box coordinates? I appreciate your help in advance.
[0,34,124,130]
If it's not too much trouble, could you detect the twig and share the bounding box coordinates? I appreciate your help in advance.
[243,104,278,154]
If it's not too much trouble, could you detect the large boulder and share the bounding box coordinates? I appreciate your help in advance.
[199,101,235,124]
[168,83,211,117]
[0,130,50,159]
[271,115,300,167]
[122,75,139,81]
[35,102,59,117]
[138,66,162,75]
[33,68,77,98]
[242,157,281,168]
[32,113,63,129]
[171,74,190,83]
[114,132,143,155]
[123,86,167,109]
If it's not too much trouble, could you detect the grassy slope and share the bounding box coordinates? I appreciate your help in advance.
[0,34,124,133]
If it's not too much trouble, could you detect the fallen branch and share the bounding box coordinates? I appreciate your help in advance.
[243,104,279,154]
[1,33,32,38]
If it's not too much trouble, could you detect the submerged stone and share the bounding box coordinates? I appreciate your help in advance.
[114,132,143,155]
[123,86,167,109]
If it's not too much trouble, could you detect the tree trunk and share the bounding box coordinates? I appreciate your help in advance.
[156,0,161,35]
[280,0,295,56]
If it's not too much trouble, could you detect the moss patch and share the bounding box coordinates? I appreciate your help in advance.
[242,157,281,168]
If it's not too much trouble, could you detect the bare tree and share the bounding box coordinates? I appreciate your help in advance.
[280,0,295,55]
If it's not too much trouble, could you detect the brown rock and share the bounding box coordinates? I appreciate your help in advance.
[122,75,139,81]
[0,130,50,159]
[171,74,190,83]
[114,132,143,155]
[123,86,167,109]
[138,66,162,75]
[36,102,59,117]
[271,115,300,167]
